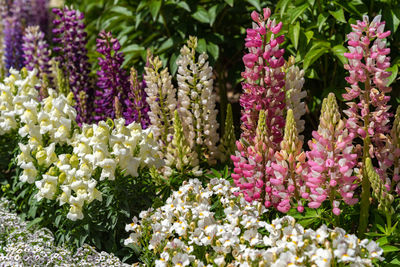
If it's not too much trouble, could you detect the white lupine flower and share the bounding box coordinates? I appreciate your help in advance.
[176,37,219,164]
[285,56,307,139]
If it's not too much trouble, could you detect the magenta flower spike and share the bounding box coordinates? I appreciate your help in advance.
[240,7,286,149]
[342,15,392,235]
[306,93,358,215]
[231,109,275,207]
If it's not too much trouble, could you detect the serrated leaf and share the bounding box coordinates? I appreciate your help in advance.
[329,8,346,23]
[303,45,329,70]
[207,42,219,61]
[177,1,191,12]
[332,44,347,65]
[110,6,133,17]
[289,21,300,50]
[246,0,261,11]
[383,245,400,253]
[224,0,234,7]
[290,3,308,24]
[192,6,210,24]
[149,0,162,21]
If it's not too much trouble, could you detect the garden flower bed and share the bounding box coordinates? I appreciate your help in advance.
[0,0,399,266]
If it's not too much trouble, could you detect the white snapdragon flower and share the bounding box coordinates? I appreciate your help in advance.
[35,174,58,200]
[19,162,38,183]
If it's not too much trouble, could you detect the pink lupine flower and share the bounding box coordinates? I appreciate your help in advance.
[342,15,393,234]
[231,110,275,206]
[240,7,286,149]
[306,93,358,215]
[271,109,307,213]
[343,15,392,171]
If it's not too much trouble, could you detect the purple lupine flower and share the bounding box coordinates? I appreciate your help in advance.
[22,26,51,76]
[94,30,130,122]
[30,0,50,34]
[124,68,150,128]
[52,7,93,124]
[3,15,24,71]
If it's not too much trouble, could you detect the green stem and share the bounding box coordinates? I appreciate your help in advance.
[386,212,392,231]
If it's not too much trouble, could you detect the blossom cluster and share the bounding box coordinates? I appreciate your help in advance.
[52,7,93,124]
[125,178,383,266]
[0,198,128,266]
[0,68,163,220]
[240,7,286,148]
[144,37,221,176]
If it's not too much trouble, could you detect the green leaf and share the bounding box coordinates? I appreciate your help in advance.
[289,21,300,50]
[208,5,219,26]
[290,3,308,24]
[331,44,347,65]
[224,0,234,7]
[157,38,174,53]
[317,13,329,32]
[377,236,389,246]
[303,43,330,70]
[304,30,314,44]
[169,52,179,76]
[246,0,261,11]
[122,44,144,53]
[207,42,219,61]
[177,1,191,12]
[277,0,291,18]
[383,245,400,253]
[329,8,346,23]
[149,0,162,21]
[110,6,133,17]
[192,6,210,24]
[197,38,207,53]
[26,217,43,229]
[387,64,398,86]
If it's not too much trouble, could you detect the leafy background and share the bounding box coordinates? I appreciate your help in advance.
[65,0,400,141]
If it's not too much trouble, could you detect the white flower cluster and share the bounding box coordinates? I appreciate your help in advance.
[177,36,220,163]
[125,178,383,267]
[1,69,163,220]
[0,68,39,135]
[0,198,128,267]
[284,56,307,138]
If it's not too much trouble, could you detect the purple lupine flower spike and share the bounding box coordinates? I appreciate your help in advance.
[94,30,130,123]
[4,15,24,71]
[52,7,93,124]
[124,68,150,128]
[22,26,51,76]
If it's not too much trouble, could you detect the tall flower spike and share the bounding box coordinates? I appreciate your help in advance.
[231,109,275,206]
[272,109,307,213]
[52,7,93,124]
[124,67,150,128]
[390,106,400,195]
[94,30,130,123]
[144,56,177,147]
[219,103,236,162]
[284,56,307,138]
[342,15,392,235]
[365,157,394,215]
[306,93,358,215]
[240,7,286,149]
[163,110,200,176]
[22,26,51,80]
[3,15,24,72]
[177,36,220,164]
